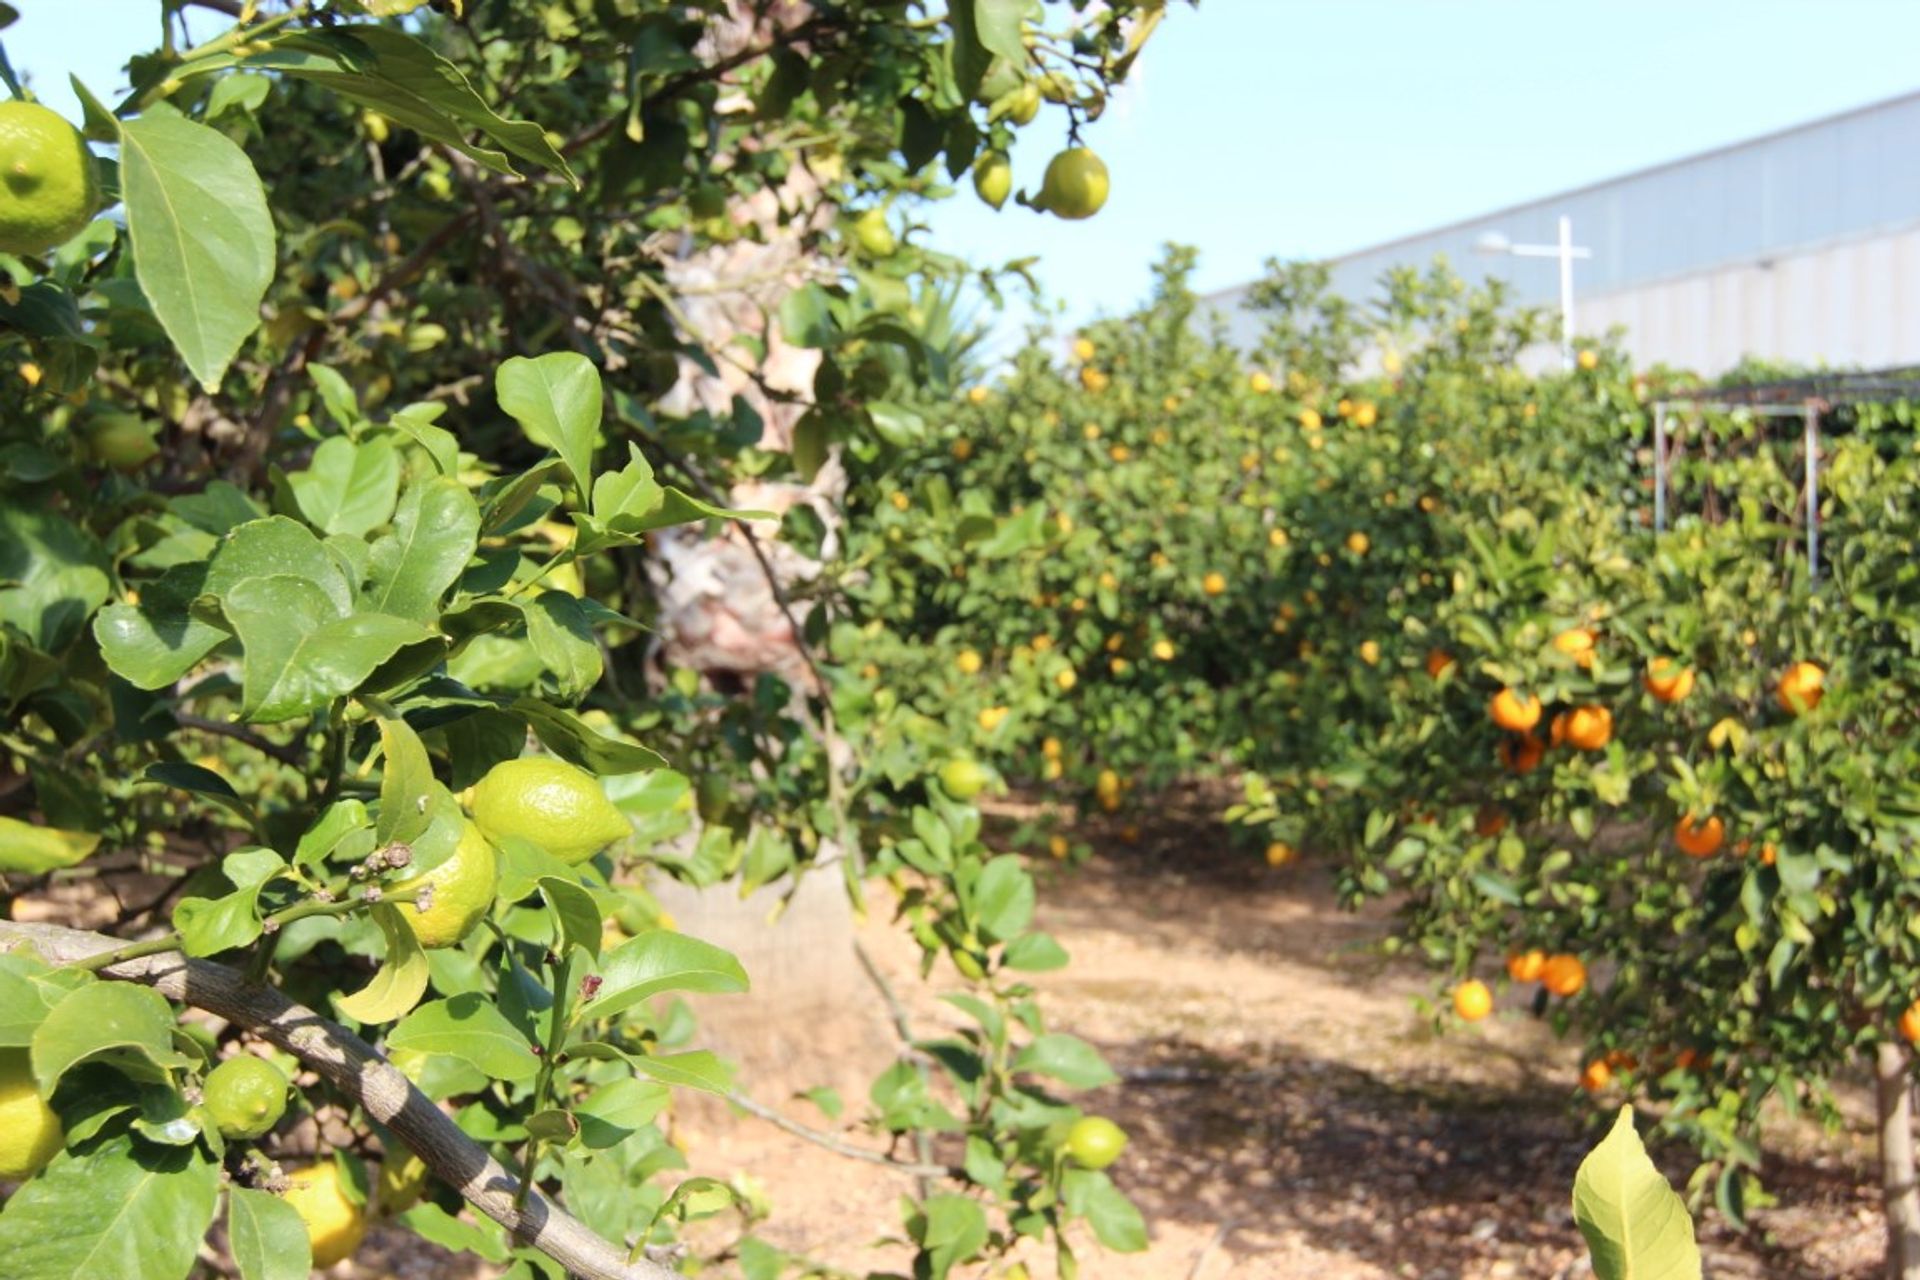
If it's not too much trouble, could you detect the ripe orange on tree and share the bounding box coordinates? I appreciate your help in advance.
[1507,950,1547,983]
[1489,688,1542,732]
[1541,953,1587,997]
[1674,814,1725,858]
[1580,1059,1613,1092]
[1424,648,1455,679]
[1453,979,1493,1022]
[1562,705,1613,751]
[1552,627,1597,668]
[1644,658,1695,702]
[1474,805,1508,837]
[1777,660,1825,714]
[1498,733,1544,774]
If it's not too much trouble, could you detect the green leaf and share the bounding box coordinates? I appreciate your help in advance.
[375,716,437,847]
[0,506,110,653]
[287,436,401,537]
[512,698,667,773]
[93,566,227,690]
[397,1202,511,1263]
[119,107,274,392]
[1001,931,1069,972]
[970,856,1034,943]
[387,993,541,1081]
[973,0,1030,65]
[575,1077,669,1148]
[173,847,285,957]
[523,591,601,700]
[363,477,482,623]
[1572,1106,1702,1280]
[294,799,372,869]
[0,952,90,1048]
[915,1193,990,1277]
[228,1187,312,1280]
[0,1132,219,1280]
[585,931,749,1022]
[540,876,603,957]
[0,815,99,874]
[336,903,430,1025]
[633,1049,734,1095]
[1011,1033,1116,1088]
[778,283,836,348]
[497,353,602,501]
[223,576,433,723]
[32,982,190,1094]
[234,26,575,183]
[1062,1170,1148,1252]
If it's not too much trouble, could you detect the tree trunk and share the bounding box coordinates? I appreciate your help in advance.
[1877,1040,1920,1280]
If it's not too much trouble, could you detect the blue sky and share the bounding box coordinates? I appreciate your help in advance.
[14,1,1920,340]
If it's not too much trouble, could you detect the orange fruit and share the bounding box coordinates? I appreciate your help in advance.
[1541,954,1587,997]
[1499,733,1544,774]
[1201,571,1228,596]
[1489,688,1542,732]
[1548,711,1569,747]
[1552,627,1596,668]
[1424,649,1455,679]
[1506,949,1546,983]
[1580,1059,1613,1092]
[1265,840,1296,868]
[1777,661,1825,714]
[1674,814,1725,858]
[1644,658,1695,702]
[1452,979,1493,1021]
[1474,805,1508,837]
[1900,1001,1920,1045]
[1562,705,1612,751]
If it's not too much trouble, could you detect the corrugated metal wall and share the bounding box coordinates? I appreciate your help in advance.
[1199,91,1920,375]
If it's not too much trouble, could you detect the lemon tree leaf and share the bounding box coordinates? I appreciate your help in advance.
[119,107,274,393]
[0,1132,219,1280]
[1011,1033,1115,1088]
[231,26,574,183]
[540,875,603,957]
[523,590,601,701]
[32,982,191,1094]
[0,506,110,652]
[286,435,401,537]
[0,815,99,874]
[223,576,433,724]
[511,699,667,773]
[0,951,90,1047]
[375,716,437,847]
[387,993,541,1081]
[497,353,601,502]
[972,0,1029,65]
[336,903,430,1025]
[584,931,748,1022]
[632,1049,733,1094]
[228,1186,311,1280]
[363,476,482,623]
[1061,1170,1148,1253]
[1573,1106,1702,1280]
[574,1077,669,1149]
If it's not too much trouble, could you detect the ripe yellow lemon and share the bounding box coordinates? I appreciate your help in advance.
[1054,667,1077,692]
[0,101,100,255]
[977,705,1009,732]
[1036,146,1109,220]
[1071,337,1095,363]
[389,818,498,948]
[1265,840,1296,867]
[1577,349,1599,371]
[1345,531,1370,555]
[377,1149,429,1216]
[1201,571,1227,596]
[939,759,989,801]
[1249,371,1273,394]
[956,649,983,676]
[1151,639,1174,662]
[1358,640,1381,666]
[470,757,627,865]
[0,1051,61,1179]
[972,151,1012,209]
[202,1054,289,1140]
[283,1162,367,1269]
[1299,408,1322,430]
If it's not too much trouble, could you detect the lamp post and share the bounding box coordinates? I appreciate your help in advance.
[1475,215,1591,371]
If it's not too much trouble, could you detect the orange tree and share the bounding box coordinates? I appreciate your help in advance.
[0,3,1180,1279]
[829,242,1920,1256]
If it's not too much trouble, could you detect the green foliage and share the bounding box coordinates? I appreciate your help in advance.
[1574,1107,1702,1280]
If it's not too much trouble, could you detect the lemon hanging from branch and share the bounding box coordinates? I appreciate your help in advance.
[1033,146,1109,221]
[470,757,629,865]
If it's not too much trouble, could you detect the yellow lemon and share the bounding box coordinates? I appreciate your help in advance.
[470,757,628,865]
[389,818,498,948]
[283,1162,367,1269]
[0,1051,61,1179]
[1036,146,1109,220]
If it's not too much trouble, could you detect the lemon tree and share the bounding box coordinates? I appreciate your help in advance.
[0,4,1174,1279]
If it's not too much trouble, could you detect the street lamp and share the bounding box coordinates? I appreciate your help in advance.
[1475,215,1592,370]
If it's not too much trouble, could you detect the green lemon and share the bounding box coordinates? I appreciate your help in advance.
[1065,1115,1127,1169]
[1036,147,1109,221]
[470,757,628,865]
[389,818,498,947]
[1006,82,1042,126]
[0,1050,61,1180]
[282,1162,366,1269]
[973,152,1012,210]
[83,413,160,471]
[0,101,100,256]
[939,758,989,801]
[202,1054,289,1140]
[851,206,897,257]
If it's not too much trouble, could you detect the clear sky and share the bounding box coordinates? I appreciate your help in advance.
[14,1,1920,342]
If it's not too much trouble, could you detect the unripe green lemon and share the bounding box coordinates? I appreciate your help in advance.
[202,1054,289,1140]
[282,1162,366,1269]
[1037,147,1109,221]
[1065,1115,1127,1169]
[470,757,629,865]
[1006,82,1042,126]
[939,758,989,801]
[389,818,498,946]
[851,206,897,257]
[0,101,100,255]
[0,1050,62,1180]
[83,413,160,470]
[973,152,1012,210]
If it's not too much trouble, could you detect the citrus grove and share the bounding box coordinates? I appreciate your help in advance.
[0,2,1180,1278]
[829,245,1920,1267]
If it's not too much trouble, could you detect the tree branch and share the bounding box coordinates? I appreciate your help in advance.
[0,921,678,1280]
[724,1090,959,1180]
[173,714,308,768]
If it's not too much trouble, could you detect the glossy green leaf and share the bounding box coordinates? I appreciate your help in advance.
[336,903,430,1025]
[497,353,602,500]
[228,1187,311,1280]
[632,1049,734,1095]
[512,698,667,773]
[540,876,603,957]
[0,952,90,1048]
[223,575,432,723]
[0,506,110,653]
[32,982,190,1094]
[1062,1170,1148,1253]
[287,435,401,537]
[1573,1106,1702,1280]
[584,931,749,1022]
[574,1077,669,1149]
[387,993,541,1081]
[363,477,481,623]
[523,590,601,700]
[119,107,274,392]
[0,815,99,874]
[1011,1033,1116,1088]
[0,1133,219,1280]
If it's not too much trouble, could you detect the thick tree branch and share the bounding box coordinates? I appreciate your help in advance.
[0,921,678,1280]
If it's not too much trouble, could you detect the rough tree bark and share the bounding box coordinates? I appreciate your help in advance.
[0,922,677,1280]
[1877,1039,1920,1280]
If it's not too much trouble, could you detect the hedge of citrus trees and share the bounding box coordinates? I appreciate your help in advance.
[829,244,1920,1251]
[0,3,1182,1279]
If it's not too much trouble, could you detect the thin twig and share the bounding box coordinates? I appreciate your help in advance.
[1186,1219,1236,1280]
[174,714,308,767]
[724,1090,958,1179]
[852,939,939,1198]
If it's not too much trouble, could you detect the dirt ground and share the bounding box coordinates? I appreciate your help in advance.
[334,796,1887,1280]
